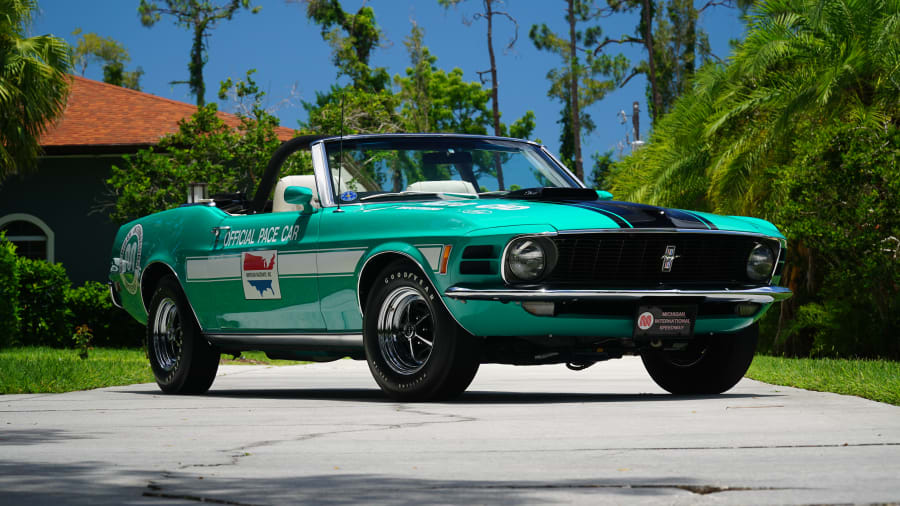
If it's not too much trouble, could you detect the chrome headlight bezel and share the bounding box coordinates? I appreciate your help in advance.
[747,243,776,282]
[502,236,558,284]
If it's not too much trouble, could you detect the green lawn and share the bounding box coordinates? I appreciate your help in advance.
[220,350,308,366]
[0,347,308,394]
[0,347,154,394]
[747,355,900,406]
[3,347,897,403]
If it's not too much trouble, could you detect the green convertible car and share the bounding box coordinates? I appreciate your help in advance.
[109,134,792,400]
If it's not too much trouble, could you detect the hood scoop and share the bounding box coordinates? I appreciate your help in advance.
[504,187,598,201]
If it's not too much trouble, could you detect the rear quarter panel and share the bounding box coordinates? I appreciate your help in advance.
[110,206,227,325]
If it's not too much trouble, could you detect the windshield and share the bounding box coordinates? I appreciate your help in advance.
[323,137,579,203]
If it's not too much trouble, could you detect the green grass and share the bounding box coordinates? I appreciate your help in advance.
[0,347,154,394]
[0,347,307,394]
[220,350,308,366]
[747,355,900,405]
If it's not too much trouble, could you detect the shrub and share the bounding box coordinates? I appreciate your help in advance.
[0,234,20,348]
[768,122,900,358]
[16,257,72,347]
[66,281,143,347]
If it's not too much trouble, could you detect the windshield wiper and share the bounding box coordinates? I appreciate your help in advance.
[360,191,478,202]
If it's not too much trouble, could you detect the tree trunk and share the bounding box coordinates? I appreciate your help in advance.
[567,0,583,180]
[681,2,696,96]
[485,0,505,190]
[190,22,206,106]
[641,0,661,122]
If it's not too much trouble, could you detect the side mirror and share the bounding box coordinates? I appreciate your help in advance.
[284,186,316,213]
[596,190,614,200]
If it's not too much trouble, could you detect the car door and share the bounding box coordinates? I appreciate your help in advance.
[185,210,325,332]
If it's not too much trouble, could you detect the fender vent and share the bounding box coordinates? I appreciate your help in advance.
[460,261,493,275]
[463,245,494,258]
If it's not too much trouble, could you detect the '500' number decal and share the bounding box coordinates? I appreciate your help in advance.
[120,225,143,295]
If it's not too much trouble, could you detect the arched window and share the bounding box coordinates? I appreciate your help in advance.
[0,213,55,262]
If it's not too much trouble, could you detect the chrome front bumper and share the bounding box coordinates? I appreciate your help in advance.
[444,285,793,304]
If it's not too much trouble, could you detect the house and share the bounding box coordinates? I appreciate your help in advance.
[0,75,295,285]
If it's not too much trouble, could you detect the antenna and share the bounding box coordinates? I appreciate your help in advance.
[334,93,344,213]
[335,92,345,213]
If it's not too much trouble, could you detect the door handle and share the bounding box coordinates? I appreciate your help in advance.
[211,226,231,247]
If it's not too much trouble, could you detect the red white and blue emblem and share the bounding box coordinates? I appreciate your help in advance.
[241,250,281,300]
[661,245,678,273]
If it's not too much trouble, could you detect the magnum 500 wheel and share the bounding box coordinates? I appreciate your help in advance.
[146,275,220,394]
[640,323,759,395]
[363,261,480,401]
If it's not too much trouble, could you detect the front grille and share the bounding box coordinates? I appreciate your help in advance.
[548,233,777,288]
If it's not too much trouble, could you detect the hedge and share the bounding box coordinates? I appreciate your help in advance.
[0,237,143,349]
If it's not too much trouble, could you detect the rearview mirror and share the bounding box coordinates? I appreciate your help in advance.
[284,186,315,213]
[596,190,614,200]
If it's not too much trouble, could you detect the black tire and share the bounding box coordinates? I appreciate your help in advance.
[146,275,220,394]
[363,261,480,401]
[640,323,759,395]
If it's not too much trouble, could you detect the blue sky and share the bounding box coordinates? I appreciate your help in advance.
[32,0,746,179]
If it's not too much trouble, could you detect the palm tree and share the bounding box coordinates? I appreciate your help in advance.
[0,0,72,180]
[704,0,900,213]
[611,0,900,216]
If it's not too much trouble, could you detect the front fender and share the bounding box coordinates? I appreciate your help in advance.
[355,241,445,311]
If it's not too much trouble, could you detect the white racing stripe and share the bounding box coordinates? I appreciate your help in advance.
[279,252,317,276]
[186,248,369,281]
[186,255,240,280]
[317,249,366,274]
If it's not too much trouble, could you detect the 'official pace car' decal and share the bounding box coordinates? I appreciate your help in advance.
[242,250,281,300]
[120,224,143,295]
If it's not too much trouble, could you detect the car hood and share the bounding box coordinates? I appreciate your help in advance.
[357,198,784,238]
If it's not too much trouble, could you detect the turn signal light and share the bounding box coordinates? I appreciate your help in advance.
[523,301,555,316]
[735,302,760,317]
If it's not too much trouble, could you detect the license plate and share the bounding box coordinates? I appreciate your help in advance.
[633,305,697,337]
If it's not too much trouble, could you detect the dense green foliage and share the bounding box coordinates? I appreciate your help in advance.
[0,233,20,348]
[16,256,71,347]
[610,0,900,214]
[106,70,308,222]
[0,347,154,394]
[747,355,900,405]
[302,13,535,142]
[767,123,900,357]
[66,281,144,348]
[0,237,143,349]
[0,0,72,180]
[609,0,900,357]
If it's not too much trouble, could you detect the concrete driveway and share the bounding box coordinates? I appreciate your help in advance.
[2,357,899,505]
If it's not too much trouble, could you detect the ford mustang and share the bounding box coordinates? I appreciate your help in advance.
[109,134,792,400]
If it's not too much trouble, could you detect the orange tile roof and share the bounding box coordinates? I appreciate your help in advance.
[40,75,296,151]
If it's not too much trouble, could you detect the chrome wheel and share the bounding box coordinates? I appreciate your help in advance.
[377,286,434,375]
[151,297,182,372]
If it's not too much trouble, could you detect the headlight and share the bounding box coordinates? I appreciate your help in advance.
[746,243,775,281]
[504,237,557,282]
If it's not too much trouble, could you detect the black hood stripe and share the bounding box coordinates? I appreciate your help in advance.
[557,200,712,229]
[569,203,632,228]
[677,209,718,230]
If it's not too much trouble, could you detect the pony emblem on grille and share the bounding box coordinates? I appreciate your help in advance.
[661,245,679,272]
